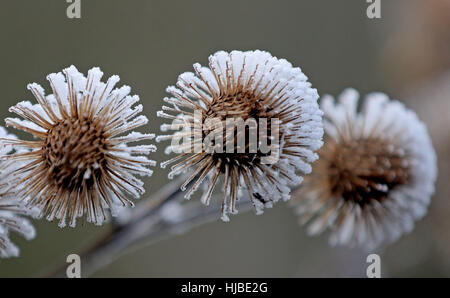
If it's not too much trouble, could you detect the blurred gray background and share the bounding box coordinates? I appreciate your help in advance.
[0,0,449,277]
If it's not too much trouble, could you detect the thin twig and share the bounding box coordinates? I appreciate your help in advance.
[45,174,253,278]
[45,175,186,277]
[46,174,298,277]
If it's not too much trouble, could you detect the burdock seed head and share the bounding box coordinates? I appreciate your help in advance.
[157,50,323,221]
[1,66,156,228]
[293,88,437,249]
[0,126,35,258]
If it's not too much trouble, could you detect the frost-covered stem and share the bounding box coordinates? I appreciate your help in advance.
[46,176,253,278]
[45,175,184,277]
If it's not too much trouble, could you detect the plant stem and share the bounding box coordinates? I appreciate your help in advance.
[45,175,253,277]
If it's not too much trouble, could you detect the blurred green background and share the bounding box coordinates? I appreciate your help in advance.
[0,0,449,277]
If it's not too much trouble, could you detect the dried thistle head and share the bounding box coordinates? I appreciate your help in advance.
[293,89,437,249]
[157,50,323,221]
[1,66,156,228]
[0,127,35,258]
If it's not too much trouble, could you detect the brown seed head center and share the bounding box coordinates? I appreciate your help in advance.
[208,91,264,120]
[43,118,107,190]
[325,137,410,206]
[205,91,273,169]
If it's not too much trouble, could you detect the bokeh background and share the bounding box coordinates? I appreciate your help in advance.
[0,0,449,277]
